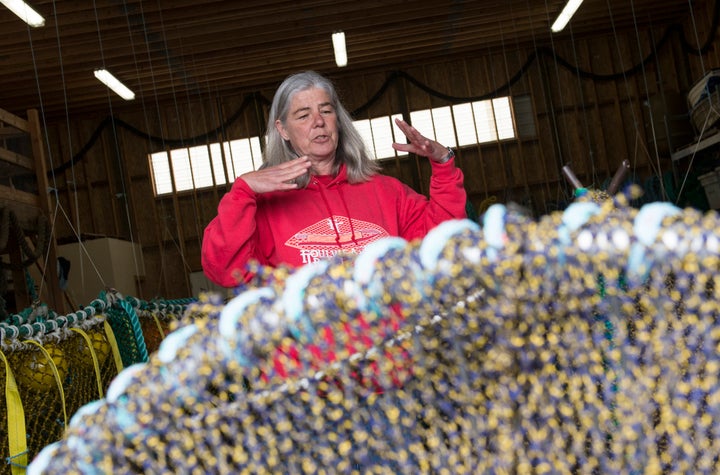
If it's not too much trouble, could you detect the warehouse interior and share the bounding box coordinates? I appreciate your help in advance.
[1,1,720,471]
[0,0,716,308]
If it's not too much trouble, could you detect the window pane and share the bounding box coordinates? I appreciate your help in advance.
[353,119,375,158]
[150,152,173,195]
[170,148,193,192]
[431,106,457,148]
[451,103,477,147]
[473,101,499,143]
[390,114,408,157]
[222,142,236,180]
[390,114,405,142]
[409,109,434,141]
[249,137,263,170]
[228,138,256,176]
[188,145,213,188]
[370,116,396,159]
[493,97,516,140]
[209,143,227,186]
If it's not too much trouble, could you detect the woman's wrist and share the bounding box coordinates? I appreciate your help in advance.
[433,146,455,164]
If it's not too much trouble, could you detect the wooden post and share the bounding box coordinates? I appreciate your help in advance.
[7,232,30,311]
[26,109,65,314]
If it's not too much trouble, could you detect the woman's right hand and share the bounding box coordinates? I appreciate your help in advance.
[240,156,312,193]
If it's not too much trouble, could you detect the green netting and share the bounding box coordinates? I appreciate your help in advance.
[105,304,148,368]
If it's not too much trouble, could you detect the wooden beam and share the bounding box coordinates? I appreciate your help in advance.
[0,147,33,170]
[0,125,26,139]
[27,109,66,314]
[0,185,39,207]
[7,232,30,311]
[0,107,28,131]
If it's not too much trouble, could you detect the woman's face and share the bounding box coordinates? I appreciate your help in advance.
[275,87,339,164]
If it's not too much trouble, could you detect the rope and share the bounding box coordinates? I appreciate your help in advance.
[1,293,193,347]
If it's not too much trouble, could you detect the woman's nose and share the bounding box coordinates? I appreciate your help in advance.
[312,111,325,126]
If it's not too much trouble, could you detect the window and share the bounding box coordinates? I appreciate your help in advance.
[352,113,408,160]
[225,137,263,177]
[149,152,173,195]
[149,137,262,197]
[148,95,531,196]
[355,95,525,161]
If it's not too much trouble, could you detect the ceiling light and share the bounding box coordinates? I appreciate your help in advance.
[332,31,347,67]
[551,0,584,33]
[0,0,45,27]
[94,69,135,100]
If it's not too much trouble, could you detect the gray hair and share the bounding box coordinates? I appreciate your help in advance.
[264,71,379,187]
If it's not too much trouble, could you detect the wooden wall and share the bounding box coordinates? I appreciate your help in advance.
[40,1,720,302]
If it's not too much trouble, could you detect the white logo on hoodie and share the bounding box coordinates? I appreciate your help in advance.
[285,215,389,264]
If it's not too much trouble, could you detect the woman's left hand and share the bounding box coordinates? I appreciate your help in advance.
[392,118,448,163]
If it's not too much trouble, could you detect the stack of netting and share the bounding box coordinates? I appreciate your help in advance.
[0,293,192,475]
[28,191,720,474]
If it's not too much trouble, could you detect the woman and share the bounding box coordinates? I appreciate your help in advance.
[202,71,466,287]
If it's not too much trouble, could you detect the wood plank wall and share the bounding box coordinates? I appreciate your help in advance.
[39,1,719,302]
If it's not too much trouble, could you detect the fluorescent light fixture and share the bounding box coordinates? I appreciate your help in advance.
[94,69,135,101]
[0,0,45,27]
[332,31,347,67]
[551,0,584,33]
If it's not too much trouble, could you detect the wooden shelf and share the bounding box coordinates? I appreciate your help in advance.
[671,129,720,162]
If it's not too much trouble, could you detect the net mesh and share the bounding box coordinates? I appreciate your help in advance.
[106,304,148,368]
[0,295,191,474]
[27,192,720,474]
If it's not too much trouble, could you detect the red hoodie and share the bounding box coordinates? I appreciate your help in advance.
[202,158,466,286]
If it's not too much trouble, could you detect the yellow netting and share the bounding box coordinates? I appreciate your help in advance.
[12,333,105,461]
[0,296,191,474]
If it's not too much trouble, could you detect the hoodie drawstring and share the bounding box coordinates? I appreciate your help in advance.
[337,186,359,246]
[314,178,359,249]
[315,179,343,246]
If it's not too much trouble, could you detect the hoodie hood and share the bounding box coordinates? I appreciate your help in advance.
[307,163,349,190]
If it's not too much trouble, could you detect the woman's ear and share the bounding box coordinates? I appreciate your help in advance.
[275,119,290,141]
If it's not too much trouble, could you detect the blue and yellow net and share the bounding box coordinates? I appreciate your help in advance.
[28,192,720,474]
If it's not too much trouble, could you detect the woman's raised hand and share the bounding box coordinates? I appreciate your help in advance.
[392,118,447,163]
[240,156,312,193]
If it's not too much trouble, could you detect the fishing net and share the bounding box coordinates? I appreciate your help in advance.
[0,294,192,474]
[28,191,720,474]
